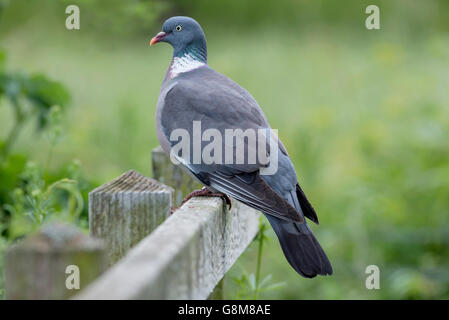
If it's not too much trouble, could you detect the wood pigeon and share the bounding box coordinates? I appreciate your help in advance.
[150,16,332,278]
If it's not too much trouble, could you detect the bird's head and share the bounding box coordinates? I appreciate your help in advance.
[150,16,207,62]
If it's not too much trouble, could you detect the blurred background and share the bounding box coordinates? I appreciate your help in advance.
[0,0,448,299]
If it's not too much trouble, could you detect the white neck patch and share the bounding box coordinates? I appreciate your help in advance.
[169,53,205,78]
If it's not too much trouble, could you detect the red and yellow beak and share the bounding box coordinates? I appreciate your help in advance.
[150,31,167,46]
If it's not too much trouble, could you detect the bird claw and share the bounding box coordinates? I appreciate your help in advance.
[178,187,232,211]
[208,192,232,210]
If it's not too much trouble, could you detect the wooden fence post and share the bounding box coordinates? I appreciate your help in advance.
[74,147,259,299]
[89,169,173,265]
[75,198,260,300]
[5,222,106,300]
[152,146,202,206]
[151,146,226,299]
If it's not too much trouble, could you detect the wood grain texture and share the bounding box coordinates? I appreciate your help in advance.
[152,146,202,206]
[76,197,259,300]
[152,146,227,299]
[89,170,173,265]
[5,223,106,300]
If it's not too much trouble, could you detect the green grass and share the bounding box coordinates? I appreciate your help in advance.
[1,14,449,299]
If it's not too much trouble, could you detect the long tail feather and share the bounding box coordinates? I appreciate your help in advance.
[265,214,333,278]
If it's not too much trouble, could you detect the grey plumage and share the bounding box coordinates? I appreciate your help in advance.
[152,16,332,277]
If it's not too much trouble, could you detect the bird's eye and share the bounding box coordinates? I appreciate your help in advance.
[175,25,182,32]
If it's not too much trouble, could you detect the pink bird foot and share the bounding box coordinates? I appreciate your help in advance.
[171,187,232,214]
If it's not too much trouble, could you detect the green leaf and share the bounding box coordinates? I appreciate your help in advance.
[25,74,70,107]
[22,74,70,129]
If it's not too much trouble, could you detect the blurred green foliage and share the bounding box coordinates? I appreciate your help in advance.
[0,48,92,299]
[59,0,170,36]
[0,0,448,299]
[0,57,70,158]
[232,218,286,299]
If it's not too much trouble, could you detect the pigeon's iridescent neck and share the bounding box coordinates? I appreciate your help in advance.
[168,45,207,79]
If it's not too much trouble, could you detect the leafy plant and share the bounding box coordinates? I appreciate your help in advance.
[0,52,70,160]
[232,217,286,299]
[0,49,90,298]
[0,49,72,230]
[3,161,84,239]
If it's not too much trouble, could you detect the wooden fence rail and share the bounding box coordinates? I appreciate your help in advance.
[77,147,259,299]
[4,147,260,299]
[76,197,259,299]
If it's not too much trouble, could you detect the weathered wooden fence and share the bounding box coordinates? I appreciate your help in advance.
[4,147,260,299]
